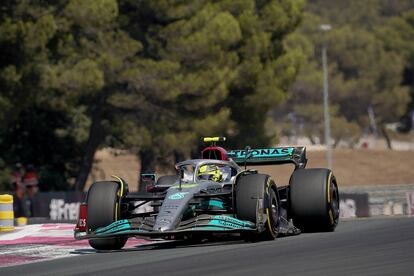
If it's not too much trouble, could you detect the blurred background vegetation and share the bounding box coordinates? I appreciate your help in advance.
[274,0,413,149]
[0,0,413,191]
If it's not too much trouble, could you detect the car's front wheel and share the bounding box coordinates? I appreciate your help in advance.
[87,181,127,250]
[235,173,280,240]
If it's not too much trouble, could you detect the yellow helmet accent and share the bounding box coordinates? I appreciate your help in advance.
[202,137,226,143]
[197,165,223,182]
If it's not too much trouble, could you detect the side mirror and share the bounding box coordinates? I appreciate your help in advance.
[141,173,156,192]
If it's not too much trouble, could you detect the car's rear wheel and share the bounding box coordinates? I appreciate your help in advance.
[235,173,280,240]
[289,168,339,232]
[87,181,127,250]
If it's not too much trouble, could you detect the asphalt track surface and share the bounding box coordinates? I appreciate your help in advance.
[1,217,413,276]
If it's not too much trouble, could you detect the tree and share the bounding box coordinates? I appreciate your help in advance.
[0,0,306,191]
[118,1,240,187]
[118,1,305,187]
[40,0,142,190]
[224,0,304,148]
[375,8,414,112]
[0,0,84,190]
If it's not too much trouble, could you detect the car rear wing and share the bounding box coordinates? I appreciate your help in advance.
[227,146,307,169]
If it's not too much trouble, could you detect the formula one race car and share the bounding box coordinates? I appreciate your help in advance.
[74,137,339,250]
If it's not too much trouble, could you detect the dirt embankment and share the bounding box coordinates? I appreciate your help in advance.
[86,149,141,191]
[87,149,414,191]
[256,149,413,187]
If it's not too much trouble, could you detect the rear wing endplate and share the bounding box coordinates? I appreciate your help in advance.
[227,147,307,169]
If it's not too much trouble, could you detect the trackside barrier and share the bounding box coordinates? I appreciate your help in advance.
[0,186,412,223]
[0,194,14,231]
[340,184,414,217]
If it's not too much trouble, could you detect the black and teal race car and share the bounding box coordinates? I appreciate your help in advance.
[74,137,340,250]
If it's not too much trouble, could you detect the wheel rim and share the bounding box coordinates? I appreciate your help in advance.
[330,182,340,225]
[271,197,279,223]
[268,189,279,235]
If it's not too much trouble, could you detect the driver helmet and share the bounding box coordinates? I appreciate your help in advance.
[197,164,223,182]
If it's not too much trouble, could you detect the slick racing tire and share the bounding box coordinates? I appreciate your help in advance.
[289,168,339,232]
[87,181,127,250]
[236,173,280,240]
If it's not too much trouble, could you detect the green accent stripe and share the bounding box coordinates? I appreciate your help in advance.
[200,199,225,209]
[207,215,255,229]
[96,219,130,234]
